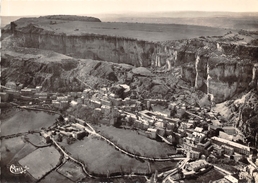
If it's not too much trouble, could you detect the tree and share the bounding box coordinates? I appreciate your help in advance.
[4,145,10,152]
[58,115,64,122]
[56,134,62,142]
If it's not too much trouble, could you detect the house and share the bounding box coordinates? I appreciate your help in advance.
[5,89,20,96]
[155,121,164,128]
[50,94,57,100]
[21,88,33,96]
[52,100,60,108]
[176,106,186,118]
[76,92,82,98]
[156,127,165,136]
[208,124,221,131]
[60,101,69,108]
[36,86,42,92]
[57,96,68,102]
[167,122,176,130]
[180,122,193,130]
[71,123,86,131]
[70,92,77,98]
[38,96,48,101]
[219,131,233,141]
[40,131,52,143]
[183,137,196,151]
[165,128,173,136]
[70,100,78,107]
[0,92,9,102]
[221,145,234,156]
[194,127,203,133]
[139,110,156,121]
[188,150,200,160]
[94,108,102,117]
[101,105,111,116]
[211,137,250,155]
[36,92,48,96]
[72,131,87,140]
[90,99,102,108]
[192,131,206,143]
[174,132,184,145]
[101,99,112,106]
[76,97,83,104]
[146,128,157,139]
[213,146,224,157]
[211,120,223,127]
[142,121,149,131]
[59,130,73,137]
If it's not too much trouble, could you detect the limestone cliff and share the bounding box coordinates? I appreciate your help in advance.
[13,24,156,67]
[3,19,258,102]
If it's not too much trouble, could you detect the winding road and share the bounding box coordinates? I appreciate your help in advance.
[8,103,187,180]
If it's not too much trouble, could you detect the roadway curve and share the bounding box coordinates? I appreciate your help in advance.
[12,103,184,162]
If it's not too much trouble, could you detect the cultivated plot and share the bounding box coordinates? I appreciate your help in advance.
[64,137,151,175]
[57,160,86,182]
[1,110,58,136]
[97,125,176,157]
[0,137,37,183]
[38,170,74,183]
[19,146,61,180]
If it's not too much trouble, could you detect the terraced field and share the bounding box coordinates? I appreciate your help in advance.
[1,110,58,136]
[19,146,61,180]
[96,125,176,157]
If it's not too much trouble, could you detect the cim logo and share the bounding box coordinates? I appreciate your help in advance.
[9,164,29,175]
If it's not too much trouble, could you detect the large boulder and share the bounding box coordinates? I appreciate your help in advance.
[132,67,154,77]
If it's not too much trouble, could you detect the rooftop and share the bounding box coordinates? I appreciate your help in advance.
[211,136,250,151]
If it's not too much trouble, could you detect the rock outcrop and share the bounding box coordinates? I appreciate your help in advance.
[2,17,258,102]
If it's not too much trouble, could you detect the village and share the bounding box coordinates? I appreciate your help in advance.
[1,79,258,183]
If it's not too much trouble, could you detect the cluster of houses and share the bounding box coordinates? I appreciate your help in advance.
[3,81,258,183]
[40,121,90,144]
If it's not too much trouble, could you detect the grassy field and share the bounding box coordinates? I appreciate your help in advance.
[64,136,153,175]
[39,170,73,183]
[26,133,49,147]
[19,146,61,180]
[12,17,229,42]
[1,110,58,136]
[1,137,36,165]
[0,137,37,183]
[57,160,86,182]
[96,125,175,157]
[150,161,178,173]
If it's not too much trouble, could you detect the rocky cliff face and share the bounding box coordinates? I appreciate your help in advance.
[14,24,156,67]
[154,38,258,102]
[1,44,119,92]
[3,22,258,102]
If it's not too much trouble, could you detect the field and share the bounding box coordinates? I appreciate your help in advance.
[26,133,49,147]
[12,17,229,42]
[150,161,178,173]
[57,160,86,182]
[0,137,37,183]
[64,136,154,175]
[39,170,73,183]
[1,110,58,136]
[19,146,61,180]
[1,137,36,166]
[96,125,176,157]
